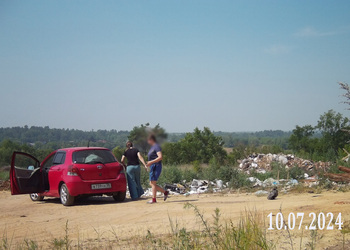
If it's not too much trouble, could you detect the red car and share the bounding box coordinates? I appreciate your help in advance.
[10,147,127,206]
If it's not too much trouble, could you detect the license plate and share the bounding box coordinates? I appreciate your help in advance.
[91,183,111,190]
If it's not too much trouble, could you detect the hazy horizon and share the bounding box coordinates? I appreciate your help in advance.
[1,1,350,132]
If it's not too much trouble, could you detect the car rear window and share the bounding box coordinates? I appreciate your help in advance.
[72,150,117,164]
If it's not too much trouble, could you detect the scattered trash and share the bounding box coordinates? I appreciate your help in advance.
[142,188,163,197]
[247,177,263,187]
[141,179,227,197]
[164,183,186,194]
[238,153,331,174]
[255,190,269,197]
[263,178,280,186]
[286,179,298,186]
[216,180,223,189]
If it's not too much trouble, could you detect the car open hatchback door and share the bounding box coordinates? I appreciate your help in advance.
[10,152,44,195]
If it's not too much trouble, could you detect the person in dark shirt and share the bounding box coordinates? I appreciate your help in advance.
[145,134,169,204]
[121,141,147,200]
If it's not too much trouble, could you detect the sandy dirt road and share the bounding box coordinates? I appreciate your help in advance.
[0,190,350,248]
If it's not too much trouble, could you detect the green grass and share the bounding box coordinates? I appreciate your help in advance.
[0,171,9,181]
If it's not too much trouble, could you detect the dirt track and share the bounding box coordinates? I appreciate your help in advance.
[0,190,350,248]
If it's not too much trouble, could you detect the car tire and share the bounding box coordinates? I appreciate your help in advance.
[29,193,44,201]
[60,183,75,206]
[113,191,126,202]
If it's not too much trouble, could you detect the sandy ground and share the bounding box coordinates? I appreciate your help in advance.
[0,190,350,249]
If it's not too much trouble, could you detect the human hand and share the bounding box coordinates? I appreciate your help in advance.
[146,162,152,167]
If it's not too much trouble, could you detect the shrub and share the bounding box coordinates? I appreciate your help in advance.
[228,168,251,189]
[157,165,182,185]
[182,168,198,182]
[0,171,9,181]
[289,166,305,180]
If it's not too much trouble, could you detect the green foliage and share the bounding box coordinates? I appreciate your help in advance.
[317,110,350,154]
[182,167,199,182]
[290,110,350,161]
[158,165,182,185]
[128,123,167,153]
[0,171,9,180]
[51,220,71,250]
[112,146,125,162]
[0,139,51,166]
[289,125,316,153]
[225,168,251,188]
[289,166,305,180]
[192,160,201,173]
[177,204,274,250]
[163,127,227,165]
[217,130,291,149]
[23,239,38,250]
[0,126,129,149]
[250,163,305,181]
[200,164,250,188]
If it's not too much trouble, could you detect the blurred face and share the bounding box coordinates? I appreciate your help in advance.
[147,138,155,146]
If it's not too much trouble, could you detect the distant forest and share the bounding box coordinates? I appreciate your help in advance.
[0,126,291,150]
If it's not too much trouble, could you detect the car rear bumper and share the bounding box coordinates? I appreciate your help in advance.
[65,173,127,196]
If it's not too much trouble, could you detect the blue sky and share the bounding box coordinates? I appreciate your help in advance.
[1,1,350,132]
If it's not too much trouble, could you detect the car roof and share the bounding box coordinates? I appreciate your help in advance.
[58,147,110,152]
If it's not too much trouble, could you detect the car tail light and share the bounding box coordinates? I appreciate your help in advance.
[67,165,79,176]
[119,165,125,174]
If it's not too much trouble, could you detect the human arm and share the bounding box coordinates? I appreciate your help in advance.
[121,155,126,166]
[137,152,147,169]
[146,151,163,167]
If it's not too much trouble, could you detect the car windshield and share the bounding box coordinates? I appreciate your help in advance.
[73,150,117,164]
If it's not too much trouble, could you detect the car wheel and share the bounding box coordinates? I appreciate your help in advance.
[60,183,75,206]
[113,191,126,202]
[29,193,44,201]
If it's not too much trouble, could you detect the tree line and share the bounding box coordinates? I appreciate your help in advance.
[2,80,350,168]
[0,124,289,168]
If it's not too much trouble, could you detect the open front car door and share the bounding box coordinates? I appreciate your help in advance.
[10,152,44,195]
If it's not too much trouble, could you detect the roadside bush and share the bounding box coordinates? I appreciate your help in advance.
[228,168,251,188]
[140,167,149,188]
[0,171,9,180]
[200,164,219,181]
[112,146,125,161]
[182,167,198,182]
[192,160,201,173]
[250,171,273,181]
[158,165,182,185]
[289,166,305,180]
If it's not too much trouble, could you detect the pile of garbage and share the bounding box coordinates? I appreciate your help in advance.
[238,153,331,174]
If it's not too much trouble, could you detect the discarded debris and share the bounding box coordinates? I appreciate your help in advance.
[255,190,269,197]
[238,153,331,174]
[140,179,227,197]
[164,183,186,194]
[267,187,278,200]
